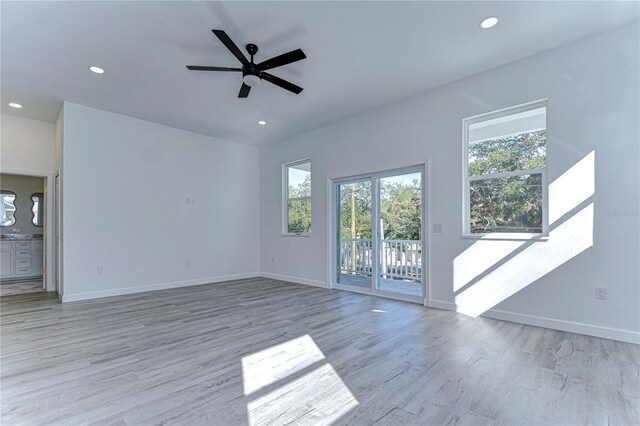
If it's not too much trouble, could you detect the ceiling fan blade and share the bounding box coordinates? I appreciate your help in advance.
[186,66,242,72]
[238,83,251,98]
[212,29,249,66]
[261,73,303,94]
[256,49,306,71]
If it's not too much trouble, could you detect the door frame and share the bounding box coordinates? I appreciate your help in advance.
[328,162,430,305]
[54,171,63,297]
[0,168,56,292]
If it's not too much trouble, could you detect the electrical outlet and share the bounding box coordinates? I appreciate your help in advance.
[432,224,443,233]
[97,267,103,275]
[271,256,275,263]
[185,260,190,267]
[595,287,607,299]
[186,197,191,205]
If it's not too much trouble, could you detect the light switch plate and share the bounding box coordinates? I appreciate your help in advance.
[432,224,443,233]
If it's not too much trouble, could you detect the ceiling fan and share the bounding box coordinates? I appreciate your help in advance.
[187,29,307,98]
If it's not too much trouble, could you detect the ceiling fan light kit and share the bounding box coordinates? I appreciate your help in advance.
[187,29,306,98]
[242,73,261,87]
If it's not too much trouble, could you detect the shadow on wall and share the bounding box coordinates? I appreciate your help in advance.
[453,151,596,317]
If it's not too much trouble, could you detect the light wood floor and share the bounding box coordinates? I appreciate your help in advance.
[0,279,45,296]
[1,278,638,425]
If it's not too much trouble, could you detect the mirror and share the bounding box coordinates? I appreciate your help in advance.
[1,191,17,227]
[32,193,44,227]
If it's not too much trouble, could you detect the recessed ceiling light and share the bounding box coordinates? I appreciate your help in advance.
[8,102,22,109]
[89,66,105,74]
[480,16,499,29]
[257,120,267,125]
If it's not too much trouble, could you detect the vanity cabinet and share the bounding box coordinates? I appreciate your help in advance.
[1,243,14,277]
[0,241,43,280]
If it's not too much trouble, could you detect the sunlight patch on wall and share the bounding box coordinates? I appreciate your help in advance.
[241,334,325,396]
[247,363,359,426]
[454,240,527,292]
[452,151,595,317]
[549,151,595,224]
[454,203,594,317]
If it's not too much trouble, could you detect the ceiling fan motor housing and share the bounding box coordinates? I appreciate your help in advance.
[243,44,262,86]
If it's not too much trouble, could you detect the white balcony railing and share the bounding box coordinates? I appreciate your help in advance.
[340,238,422,282]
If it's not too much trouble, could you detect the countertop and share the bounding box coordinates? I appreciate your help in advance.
[1,234,44,241]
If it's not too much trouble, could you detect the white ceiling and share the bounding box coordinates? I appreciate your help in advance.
[2,1,638,147]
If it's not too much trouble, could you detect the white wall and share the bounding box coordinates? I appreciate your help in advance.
[260,23,640,343]
[61,102,260,301]
[1,113,57,291]
[1,113,56,174]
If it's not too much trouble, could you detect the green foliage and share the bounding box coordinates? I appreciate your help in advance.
[338,182,372,238]
[288,199,311,234]
[469,130,546,233]
[468,130,546,175]
[338,179,421,241]
[380,179,421,240]
[289,174,311,199]
[289,130,546,237]
[288,175,311,234]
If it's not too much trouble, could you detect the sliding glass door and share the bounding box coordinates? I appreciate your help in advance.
[377,172,423,298]
[336,179,373,289]
[334,166,425,302]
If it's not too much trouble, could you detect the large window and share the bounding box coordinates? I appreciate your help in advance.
[463,100,547,236]
[284,160,311,235]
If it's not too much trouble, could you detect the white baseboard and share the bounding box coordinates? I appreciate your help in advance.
[260,272,329,289]
[58,271,638,344]
[61,272,260,303]
[428,298,639,344]
[428,298,457,311]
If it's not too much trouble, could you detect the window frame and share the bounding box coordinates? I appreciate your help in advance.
[282,159,312,237]
[462,99,549,239]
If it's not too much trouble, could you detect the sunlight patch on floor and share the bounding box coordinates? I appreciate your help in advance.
[247,363,359,426]
[241,334,325,396]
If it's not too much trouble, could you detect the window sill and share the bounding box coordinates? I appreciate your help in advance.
[461,233,549,242]
[282,233,312,237]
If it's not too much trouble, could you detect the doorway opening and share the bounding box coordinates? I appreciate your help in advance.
[332,165,426,303]
[0,172,53,297]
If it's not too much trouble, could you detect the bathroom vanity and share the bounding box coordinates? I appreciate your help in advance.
[0,236,44,280]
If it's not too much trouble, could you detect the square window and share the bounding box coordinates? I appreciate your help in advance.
[464,101,548,236]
